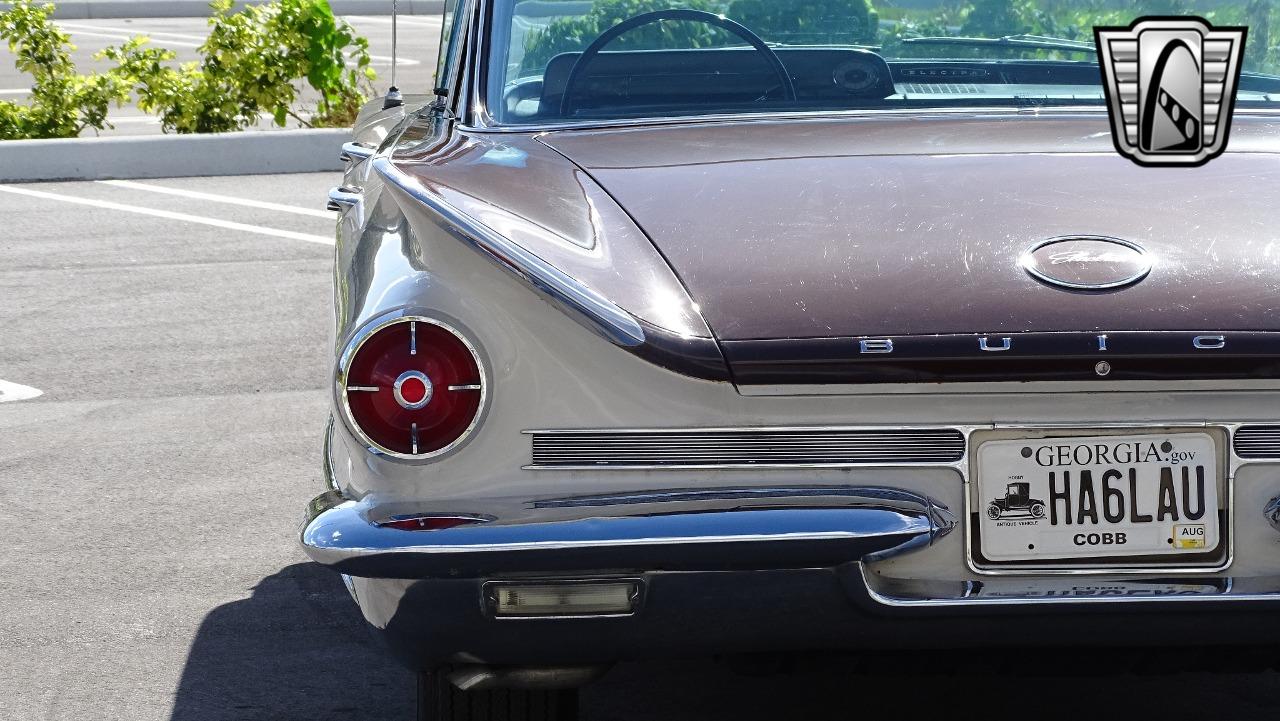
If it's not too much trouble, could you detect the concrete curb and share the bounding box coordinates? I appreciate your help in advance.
[0,129,350,182]
[0,0,444,19]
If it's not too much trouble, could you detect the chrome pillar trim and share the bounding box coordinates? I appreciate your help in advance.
[858,564,1280,607]
[372,156,646,347]
[1266,495,1280,533]
[300,486,955,578]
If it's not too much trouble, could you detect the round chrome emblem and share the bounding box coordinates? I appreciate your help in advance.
[1020,236,1151,290]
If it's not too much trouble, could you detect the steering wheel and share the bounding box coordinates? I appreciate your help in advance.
[559,9,797,117]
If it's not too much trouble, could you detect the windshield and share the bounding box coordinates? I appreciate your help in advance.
[483,0,1280,125]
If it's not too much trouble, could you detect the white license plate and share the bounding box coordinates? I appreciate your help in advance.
[975,432,1221,564]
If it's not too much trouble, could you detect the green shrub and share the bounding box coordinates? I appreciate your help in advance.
[0,0,376,139]
[0,0,133,139]
[730,0,878,45]
[108,0,376,133]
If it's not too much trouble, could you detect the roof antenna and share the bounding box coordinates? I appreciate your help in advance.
[383,0,404,109]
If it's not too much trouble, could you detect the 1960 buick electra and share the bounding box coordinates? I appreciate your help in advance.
[301,0,1280,717]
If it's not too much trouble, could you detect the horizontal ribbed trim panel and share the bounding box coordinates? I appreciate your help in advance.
[528,428,965,468]
[1234,425,1280,459]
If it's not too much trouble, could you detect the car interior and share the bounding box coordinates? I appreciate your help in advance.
[491,1,1280,123]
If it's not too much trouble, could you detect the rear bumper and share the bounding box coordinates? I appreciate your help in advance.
[300,485,957,578]
[300,485,1280,669]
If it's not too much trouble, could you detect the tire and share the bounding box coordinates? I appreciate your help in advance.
[417,670,580,721]
[986,503,1002,520]
[1030,502,1046,519]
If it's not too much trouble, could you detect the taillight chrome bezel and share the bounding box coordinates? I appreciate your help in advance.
[336,313,488,461]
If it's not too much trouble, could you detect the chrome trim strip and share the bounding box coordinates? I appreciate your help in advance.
[328,531,881,554]
[476,106,1090,134]
[467,0,488,126]
[466,104,1280,136]
[372,156,646,347]
[738,380,1280,396]
[526,426,966,470]
[527,424,965,434]
[322,415,339,492]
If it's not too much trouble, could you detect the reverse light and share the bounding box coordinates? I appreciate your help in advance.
[487,581,640,617]
[341,317,485,458]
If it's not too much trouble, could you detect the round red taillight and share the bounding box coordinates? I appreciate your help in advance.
[340,317,485,458]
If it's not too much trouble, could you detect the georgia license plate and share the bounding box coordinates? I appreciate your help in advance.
[974,432,1222,564]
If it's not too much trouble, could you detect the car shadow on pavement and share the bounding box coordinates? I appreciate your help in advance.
[169,564,1280,721]
[169,563,414,721]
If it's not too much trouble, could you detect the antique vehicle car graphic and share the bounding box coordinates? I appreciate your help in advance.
[299,0,1280,717]
[987,482,1046,520]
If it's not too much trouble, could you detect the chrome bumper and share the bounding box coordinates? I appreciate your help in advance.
[300,486,956,579]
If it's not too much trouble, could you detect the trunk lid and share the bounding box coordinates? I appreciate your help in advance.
[540,115,1280,343]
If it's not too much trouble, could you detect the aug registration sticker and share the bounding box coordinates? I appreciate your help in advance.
[975,432,1221,564]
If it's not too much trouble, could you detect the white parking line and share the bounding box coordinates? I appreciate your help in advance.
[354,16,442,27]
[57,21,207,41]
[0,379,43,403]
[99,179,336,219]
[369,54,422,66]
[0,89,29,96]
[0,185,334,245]
[58,22,208,42]
[57,27,203,48]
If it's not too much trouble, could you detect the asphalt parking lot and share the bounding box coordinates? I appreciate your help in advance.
[5,172,1280,720]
